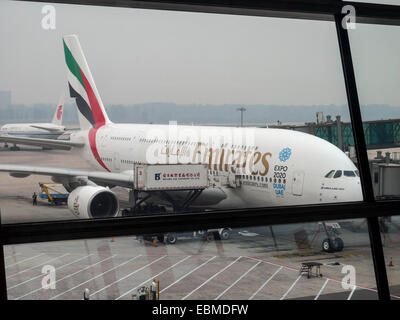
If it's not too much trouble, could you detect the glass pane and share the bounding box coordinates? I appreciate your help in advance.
[4,220,380,300]
[349,24,400,200]
[0,1,361,225]
[349,22,400,299]
[379,216,400,298]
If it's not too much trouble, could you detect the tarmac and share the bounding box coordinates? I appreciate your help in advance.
[1,146,400,300]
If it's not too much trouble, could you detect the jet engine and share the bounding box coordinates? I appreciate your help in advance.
[67,185,119,219]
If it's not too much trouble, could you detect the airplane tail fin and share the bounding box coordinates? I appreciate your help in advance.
[51,93,64,125]
[62,35,112,130]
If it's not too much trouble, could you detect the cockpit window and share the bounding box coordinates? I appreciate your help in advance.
[333,170,342,178]
[344,170,356,177]
[326,170,358,178]
[325,170,335,178]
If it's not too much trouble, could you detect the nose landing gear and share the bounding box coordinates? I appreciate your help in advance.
[321,222,344,253]
[322,237,344,253]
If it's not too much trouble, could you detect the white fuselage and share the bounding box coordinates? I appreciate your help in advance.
[0,123,65,140]
[69,123,363,209]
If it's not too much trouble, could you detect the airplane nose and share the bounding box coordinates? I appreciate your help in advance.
[351,179,363,201]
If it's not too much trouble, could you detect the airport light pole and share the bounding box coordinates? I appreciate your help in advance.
[237,107,246,127]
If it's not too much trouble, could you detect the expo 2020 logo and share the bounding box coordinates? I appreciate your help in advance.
[279,147,292,162]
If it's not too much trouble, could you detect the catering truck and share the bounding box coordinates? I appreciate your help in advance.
[129,163,231,244]
[134,163,209,191]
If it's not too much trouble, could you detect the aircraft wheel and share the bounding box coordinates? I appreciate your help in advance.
[322,238,333,252]
[322,238,344,252]
[220,228,230,240]
[166,234,177,244]
[334,237,344,252]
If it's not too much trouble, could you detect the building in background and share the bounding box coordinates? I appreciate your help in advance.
[0,91,11,108]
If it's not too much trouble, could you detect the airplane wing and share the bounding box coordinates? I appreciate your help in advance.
[0,164,133,188]
[29,125,64,133]
[0,135,84,150]
[0,164,228,207]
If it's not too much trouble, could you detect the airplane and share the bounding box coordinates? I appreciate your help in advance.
[0,35,363,251]
[0,97,65,150]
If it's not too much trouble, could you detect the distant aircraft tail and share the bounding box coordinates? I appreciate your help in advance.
[62,35,112,130]
[51,94,64,125]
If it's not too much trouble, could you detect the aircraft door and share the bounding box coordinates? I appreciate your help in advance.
[292,170,305,196]
[113,152,121,171]
[101,134,109,147]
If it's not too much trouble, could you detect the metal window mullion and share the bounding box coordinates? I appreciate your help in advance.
[334,13,390,300]
[2,201,400,245]
[23,0,400,26]
[0,245,7,301]
[0,212,8,300]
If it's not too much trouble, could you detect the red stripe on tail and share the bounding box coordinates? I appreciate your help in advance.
[80,68,106,127]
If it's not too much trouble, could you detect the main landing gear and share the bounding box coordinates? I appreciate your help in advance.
[10,144,20,151]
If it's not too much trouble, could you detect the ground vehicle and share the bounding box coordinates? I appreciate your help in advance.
[165,228,232,244]
[137,228,232,245]
[39,183,69,205]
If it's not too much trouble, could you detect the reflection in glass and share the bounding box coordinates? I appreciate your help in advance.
[4,220,382,300]
[379,216,400,298]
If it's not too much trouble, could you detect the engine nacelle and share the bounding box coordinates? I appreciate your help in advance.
[68,186,119,219]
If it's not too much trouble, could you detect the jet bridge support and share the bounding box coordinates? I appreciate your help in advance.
[158,189,204,212]
[124,188,204,215]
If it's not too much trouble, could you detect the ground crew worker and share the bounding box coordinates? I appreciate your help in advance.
[32,192,38,206]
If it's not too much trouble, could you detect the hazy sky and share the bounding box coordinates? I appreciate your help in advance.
[1,1,400,107]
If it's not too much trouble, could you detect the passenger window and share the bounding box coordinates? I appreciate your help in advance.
[333,170,342,178]
[325,170,335,178]
[344,170,356,177]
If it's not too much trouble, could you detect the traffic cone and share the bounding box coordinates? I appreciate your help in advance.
[389,257,394,267]
[111,236,114,242]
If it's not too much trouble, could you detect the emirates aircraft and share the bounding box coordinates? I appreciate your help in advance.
[0,99,65,150]
[0,35,363,225]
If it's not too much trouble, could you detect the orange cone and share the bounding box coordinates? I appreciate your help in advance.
[111,236,114,242]
[389,257,394,267]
